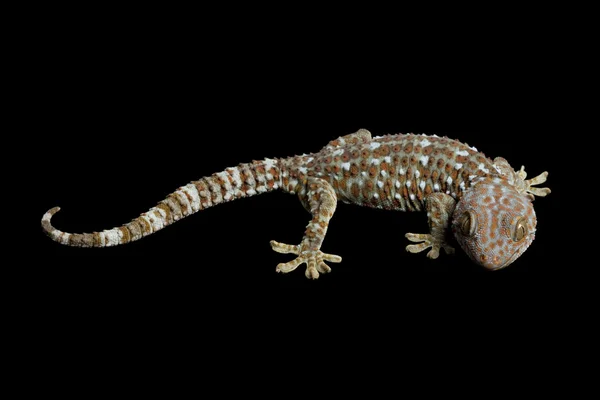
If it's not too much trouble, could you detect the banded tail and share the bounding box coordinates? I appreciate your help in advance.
[42,159,282,247]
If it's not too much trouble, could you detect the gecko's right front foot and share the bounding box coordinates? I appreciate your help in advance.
[270,240,342,279]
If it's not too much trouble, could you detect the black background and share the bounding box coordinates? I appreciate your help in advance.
[15,10,589,392]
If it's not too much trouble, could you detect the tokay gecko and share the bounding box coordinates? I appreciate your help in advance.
[42,130,550,278]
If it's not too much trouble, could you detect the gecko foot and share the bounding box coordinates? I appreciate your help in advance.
[405,233,455,259]
[270,240,342,279]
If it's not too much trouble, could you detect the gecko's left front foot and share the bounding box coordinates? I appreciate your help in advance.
[270,240,342,279]
[405,233,455,259]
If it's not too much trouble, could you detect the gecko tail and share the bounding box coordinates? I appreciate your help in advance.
[41,159,283,247]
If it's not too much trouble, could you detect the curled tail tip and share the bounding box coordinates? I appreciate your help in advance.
[47,206,61,215]
[42,207,62,237]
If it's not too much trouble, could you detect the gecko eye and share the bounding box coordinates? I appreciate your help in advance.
[459,212,477,237]
[513,217,528,242]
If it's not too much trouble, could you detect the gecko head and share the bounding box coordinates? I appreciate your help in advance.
[451,177,537,270]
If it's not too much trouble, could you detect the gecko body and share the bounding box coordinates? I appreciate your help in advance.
[42,129,550,278]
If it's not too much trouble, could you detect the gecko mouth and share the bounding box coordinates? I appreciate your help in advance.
[495,250,521,270]
[493,234,535,270]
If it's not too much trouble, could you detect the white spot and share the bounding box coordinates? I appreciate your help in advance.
[226,168,243,188]
[216,171,233,194]
[446,190,450,194]
[380,170,387,177]
[410,194,415,200]
[298,167,308,174]
[370,142,381,150]
[395,180,401,189]
[246,188,257,196]
[361,171,367,177]
[242,167,256,186]
[434,183,440,191]
[263,158,277,171]
[184,184,201,212]
[373,135,384,139]
[399,167,405,175]
[377,181,384,188]
[332,149,344,156]
[493,164,503,174]
[104,228,123,246]
[469,146,478,152]
[460,181,466,191]
[419,180,426,190]
[175,191,193,216]
[455,150,469,157]
[469,175,477,181]
[60,232,71,245]
[446,176,453,185]
[406,180,411,188]
[306,157,314,164]
[384,156,391,163]
[415,170,420,178]
[373,193,379,199]
[341,162,351,171]
[208,181,223,203]
[395,193,401,200]
[256,185,268,193]
[420,138,431,147]
[371,159,380,165]
[478,163,490,174]
[419,155,429,166]
[145,210,164,231]
[454,163,463,170]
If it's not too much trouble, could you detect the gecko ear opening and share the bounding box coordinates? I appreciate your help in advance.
[458,211,477,237]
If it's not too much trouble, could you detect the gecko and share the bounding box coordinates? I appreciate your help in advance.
[42,129,550,278]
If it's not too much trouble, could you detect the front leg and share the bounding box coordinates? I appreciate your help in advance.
[406,193,456,259]
[271,177,341,279]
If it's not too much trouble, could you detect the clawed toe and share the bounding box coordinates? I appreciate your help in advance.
[405,232,454,259]
[272,240,341,279]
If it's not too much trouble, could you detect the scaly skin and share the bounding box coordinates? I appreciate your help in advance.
[42,129,550,278]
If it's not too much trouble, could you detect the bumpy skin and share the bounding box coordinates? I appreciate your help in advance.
[42,129,550,278]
